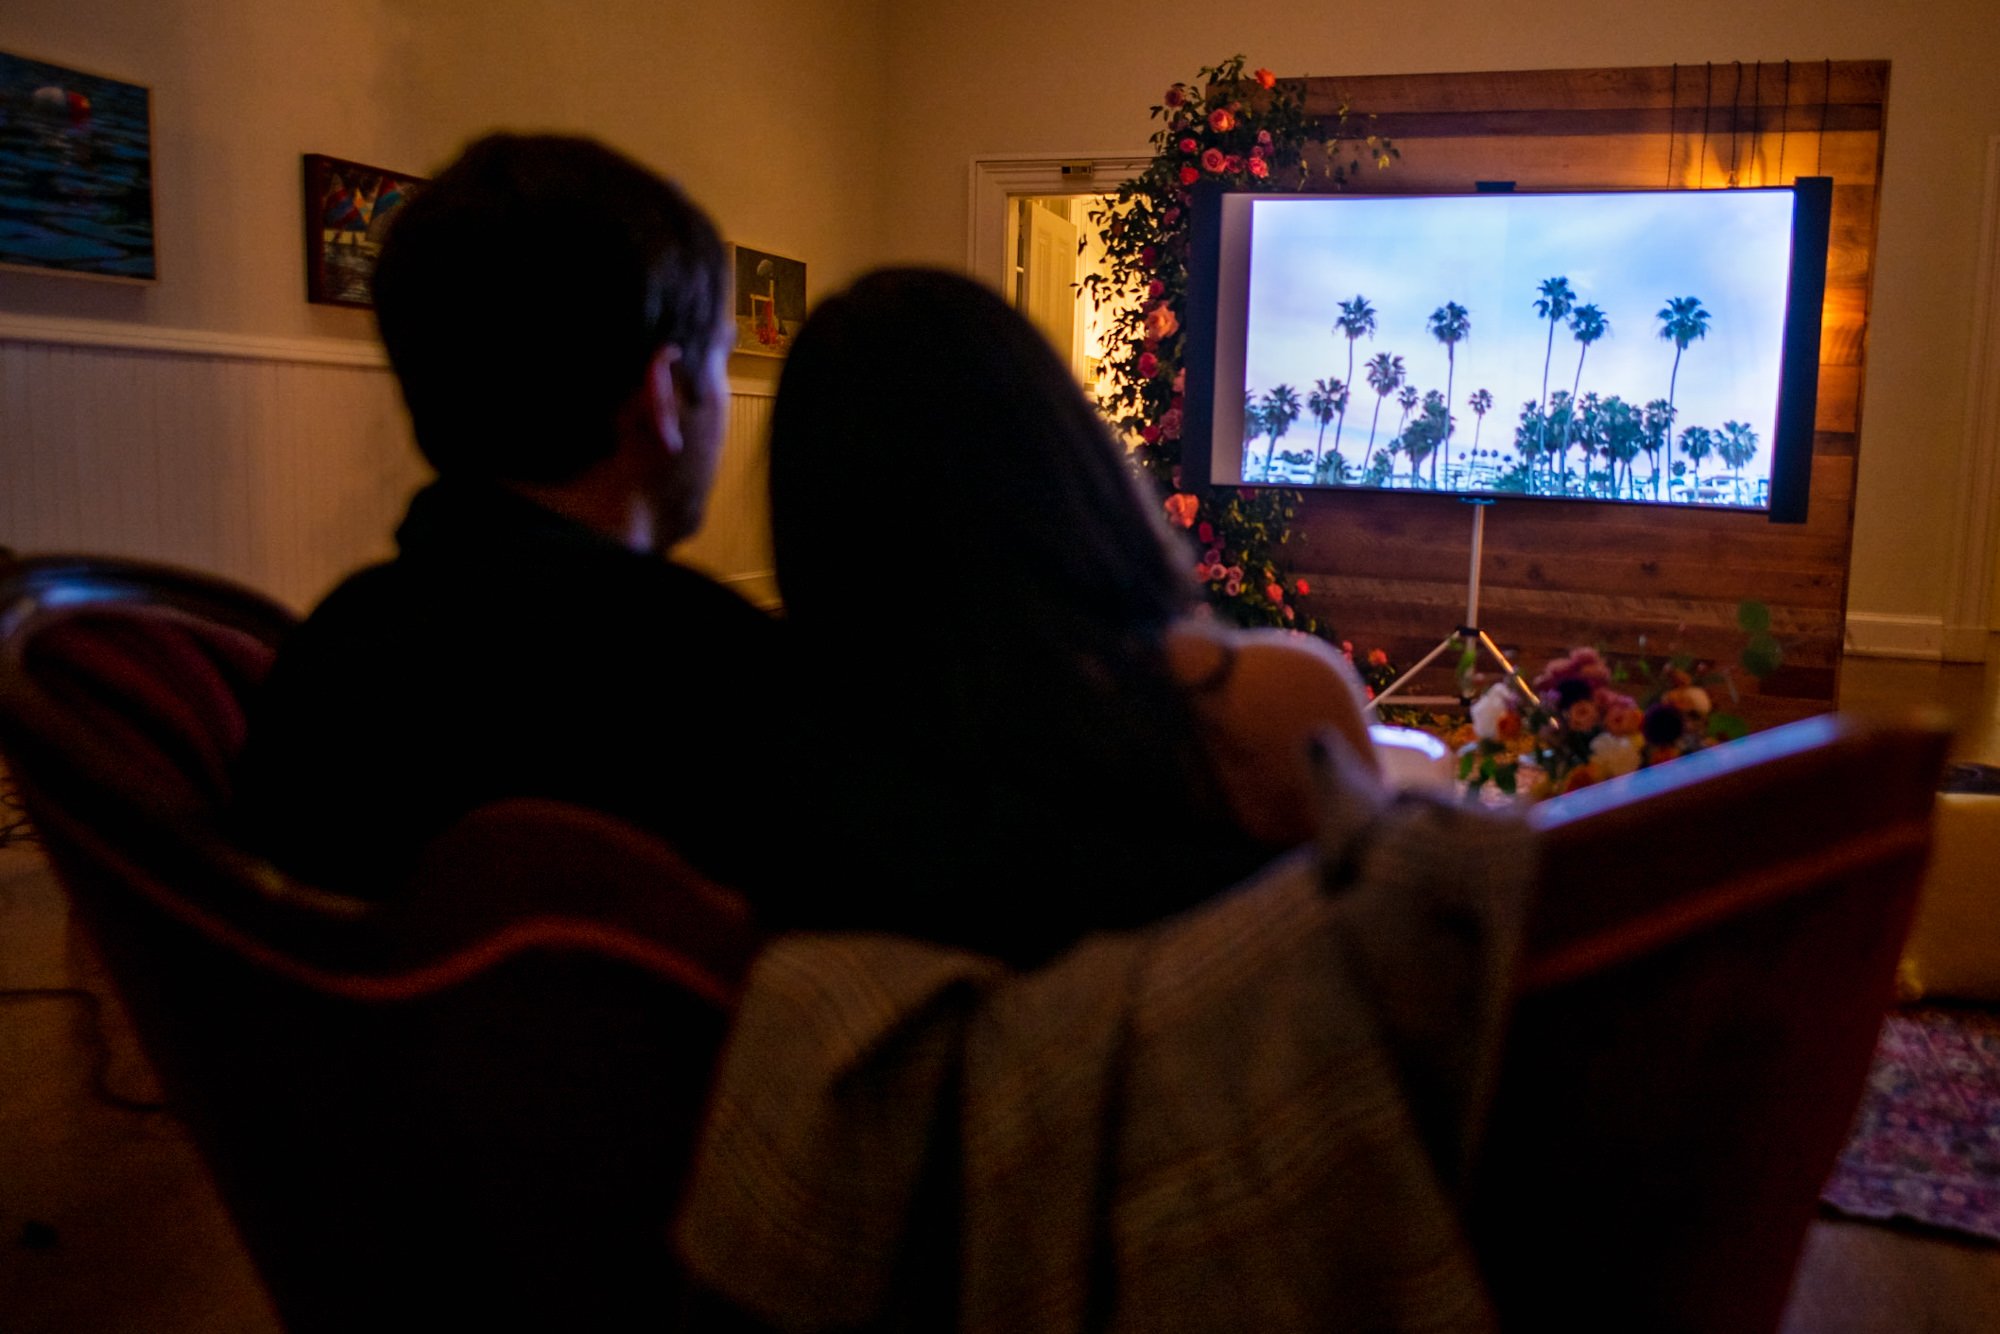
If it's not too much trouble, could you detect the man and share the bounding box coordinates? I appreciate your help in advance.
[236,133,788,905]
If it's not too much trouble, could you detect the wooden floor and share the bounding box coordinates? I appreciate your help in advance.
[1,650,1998,1330]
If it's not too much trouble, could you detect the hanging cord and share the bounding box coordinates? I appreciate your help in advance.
[1817,58,1830,176]
[1778,60,1791,184]
[1750,61,1762,186]
[1728,60,1743,186]
[0,987,169,1114]
[1666,63,1679,187]
[1700,63,1712,189]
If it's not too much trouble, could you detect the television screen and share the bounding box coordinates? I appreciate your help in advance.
[1185,182,1830,521]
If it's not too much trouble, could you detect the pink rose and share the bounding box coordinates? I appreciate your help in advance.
[1143,305,1180,340]
[1225,565,1244,582]
[1161,407,1183,439]
[1178,137,1198,154]
[1201,147,1227,174]
[1256,129,1274,147]
[1173,368,1186,393]
[1249,144,1266,160]
[1137,352,1159,378]
[1224,154,1244,174]
[1247,157,1269,179]
[1208,108,1237,133]
[1204,547,1222,565]
[1224,578,1243,597]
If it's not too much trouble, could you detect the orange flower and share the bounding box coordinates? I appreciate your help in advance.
[1562,766,1600,794]
[1163,492,1199,529]
[1253,68,1277,89]
[1208,108,1237,133]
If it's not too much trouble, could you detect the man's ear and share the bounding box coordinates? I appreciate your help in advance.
[640,343,689,455]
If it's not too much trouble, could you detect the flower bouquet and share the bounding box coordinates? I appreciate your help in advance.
[1455,646,1753,800]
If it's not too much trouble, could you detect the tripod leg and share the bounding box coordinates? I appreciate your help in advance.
[1476,629,1538,705]
[1365,634,1463,711]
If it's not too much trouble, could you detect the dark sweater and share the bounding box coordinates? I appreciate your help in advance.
[234,478,791,908]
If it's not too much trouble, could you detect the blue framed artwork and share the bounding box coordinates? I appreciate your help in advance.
[0,50,156,281]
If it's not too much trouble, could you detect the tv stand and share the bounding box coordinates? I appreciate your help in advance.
[1364,499,1537,712]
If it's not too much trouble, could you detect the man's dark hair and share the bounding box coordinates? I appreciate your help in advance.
[372,133,728,483]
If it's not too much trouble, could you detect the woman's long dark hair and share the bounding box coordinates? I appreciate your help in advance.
[770,268,1260,965]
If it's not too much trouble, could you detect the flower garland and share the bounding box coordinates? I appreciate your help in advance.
[1086,56,1393,633]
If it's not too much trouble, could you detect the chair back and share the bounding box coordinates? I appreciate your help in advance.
[1473,713,1948,1333]
[0,555,762,1332]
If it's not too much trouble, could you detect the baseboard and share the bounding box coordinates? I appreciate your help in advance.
[1844,612,1945,660]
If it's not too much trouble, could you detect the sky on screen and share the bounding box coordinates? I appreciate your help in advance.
[1242,190,1796,482]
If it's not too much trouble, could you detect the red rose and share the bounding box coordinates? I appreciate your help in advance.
[1163,492,1200,528]
[1368,648,1390,667]
[1208,108,1237,133]
[1137,352,1159,378]
[1141,423,1162,443]
[1164,85,1187,108]
[1265,582,1285,603]
[1294,578,1309,595]
[1254,68,1277,89]
[1256,129,1273,147]
[1224,155,1244,174]
[1161,408,1183,439]
[1197,521,1215,544]
[1162,207,1180,224]
[1147,278,1165,298]
[1247,157,1269,179]
[1177,164,1199,186]
[1201,147,1227,174]
[1178,137,1198,154]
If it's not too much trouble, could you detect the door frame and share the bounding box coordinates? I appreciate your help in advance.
[1943,135,2000,660]
[965,153,1151,297]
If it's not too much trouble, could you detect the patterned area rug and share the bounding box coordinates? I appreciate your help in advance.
[1821,1006,2000,1243]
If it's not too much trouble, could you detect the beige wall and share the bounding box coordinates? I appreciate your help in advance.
[5,0,1995,636]
[0,0,886,605]
[878,0,2000,636]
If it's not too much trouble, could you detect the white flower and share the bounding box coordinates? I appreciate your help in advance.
[1469,684,1517,741]
[1591,731,1642,778]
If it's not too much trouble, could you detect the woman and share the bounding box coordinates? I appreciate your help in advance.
[769,268,1376,966]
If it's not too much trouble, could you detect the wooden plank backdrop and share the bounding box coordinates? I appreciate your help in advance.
[1282,61,1887,727]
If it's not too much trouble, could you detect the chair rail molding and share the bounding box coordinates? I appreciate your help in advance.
[1940,135,2000,661]
[966,153,1151,295]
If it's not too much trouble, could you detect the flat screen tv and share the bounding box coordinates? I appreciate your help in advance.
[1182,179,1832,522]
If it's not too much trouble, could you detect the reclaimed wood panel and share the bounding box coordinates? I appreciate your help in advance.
[1287,62,1887,725]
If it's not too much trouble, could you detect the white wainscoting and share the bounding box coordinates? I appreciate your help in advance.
[0,336,425,612]
[0,328,778,613]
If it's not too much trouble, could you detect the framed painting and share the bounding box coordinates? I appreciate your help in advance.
[0,50,156,281]
[302,153,425,307]
[730,244,806,357]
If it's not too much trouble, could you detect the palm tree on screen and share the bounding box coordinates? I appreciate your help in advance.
[1242,391,1265,480]
[1679,424,1717,498]
[1717,419,1760,501]
[1333,295,1377,458]
[1307,377,1348,476]
[1533,276,1576,417]
[1657,295,1712,465]
[1600,395,1643,498]
[1259,384,1302,479]
[1563,303,1609,457]
[1641,399,1676,499]
[1469,388,1494,451]
[1395,382,1420,443]
[1427,301,1471,487]
[1364,351,1404,472]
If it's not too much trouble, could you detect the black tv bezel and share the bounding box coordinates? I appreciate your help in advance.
[1181,178,1833,525]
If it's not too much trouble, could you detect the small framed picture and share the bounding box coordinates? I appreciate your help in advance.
[302,153,425,308]
[0,50,156,281]
[730,244,806,357]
